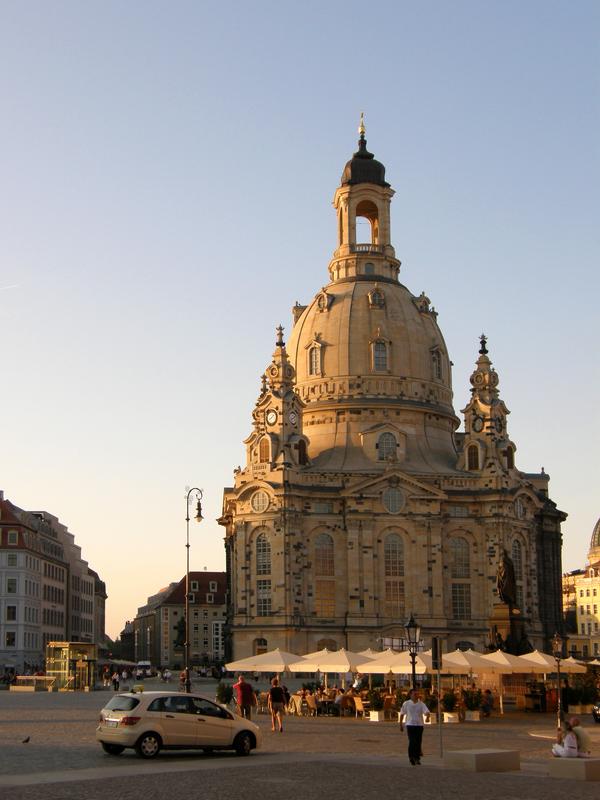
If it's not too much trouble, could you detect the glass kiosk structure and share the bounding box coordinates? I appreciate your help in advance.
[45,641,97,690]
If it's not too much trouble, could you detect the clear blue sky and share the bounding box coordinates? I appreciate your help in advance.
[1,1,598,638]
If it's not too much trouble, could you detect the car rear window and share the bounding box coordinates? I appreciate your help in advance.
[104,696,140,712]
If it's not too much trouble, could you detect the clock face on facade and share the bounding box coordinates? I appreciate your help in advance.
[266,410,277,425]
[289,411,298,425]
[473,416,484,433]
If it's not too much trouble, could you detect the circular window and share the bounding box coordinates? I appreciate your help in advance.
[251,491,269,513]
[382,487,405,514]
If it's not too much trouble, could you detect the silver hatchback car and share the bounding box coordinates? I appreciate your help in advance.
[96,691,261,758]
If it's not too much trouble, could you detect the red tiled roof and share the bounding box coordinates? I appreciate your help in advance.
[163,571,226,605]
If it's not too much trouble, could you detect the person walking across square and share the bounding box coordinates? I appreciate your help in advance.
[233,674,255,720]
[399,688,430,765]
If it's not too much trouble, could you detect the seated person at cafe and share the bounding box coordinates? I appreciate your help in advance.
[552,721,579,758]
[480,689,493,717]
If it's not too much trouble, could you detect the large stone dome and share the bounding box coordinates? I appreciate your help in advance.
[286,277,459,473]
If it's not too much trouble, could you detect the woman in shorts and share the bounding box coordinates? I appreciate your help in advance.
[268,677,286,732]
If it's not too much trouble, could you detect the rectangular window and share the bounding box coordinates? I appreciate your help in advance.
[581,624,585,634]
[7,553,17,567]
[191,581,198,591]
[6,606,16,621]
[7,578,17,594]
[516,586,524,612]
[451,583,472,620]
[5,632,16,647]
[580,605,585,614]
[313,502,333,514]
[206,593,214,604]
[315,579,335,617]
[384,580,405,617]
[594,605,598,615]
[7,530,18,545]
[256,580,272,616]
[209,581,217,592]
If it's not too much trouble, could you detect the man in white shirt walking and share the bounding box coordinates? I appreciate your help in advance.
[399,688,430,765]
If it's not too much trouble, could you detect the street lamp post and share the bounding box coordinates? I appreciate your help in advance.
[552,631,563,729]
[184,488,203,693]
[405,614,421,690]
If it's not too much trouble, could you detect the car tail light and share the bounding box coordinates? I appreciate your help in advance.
[119,716,141,726]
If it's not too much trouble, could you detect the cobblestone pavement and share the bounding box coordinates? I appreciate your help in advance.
[0,685,599,799]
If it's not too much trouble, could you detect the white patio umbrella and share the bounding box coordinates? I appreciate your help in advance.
[287,648,372,673]
[226,647,303,673]
[354,648,429,675]
[516,649,557,673]
[478,650,534,715]
[561,656,587,674]
[441,648,490,675]
[357,648,381,659]
[586,659,600,667]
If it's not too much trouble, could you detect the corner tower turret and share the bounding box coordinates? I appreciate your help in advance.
[243,326,309,471]
[460,335,517,474]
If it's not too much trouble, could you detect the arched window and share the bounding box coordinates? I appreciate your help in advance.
[512,539,523,580]
[314,533,335,618]
[450,537,470,578]
[256,533,271,575]
[254,637,267,655]
[315,533,334,576]
[373,341,387,371]
[309,346,321,376]
[259,437,270,463]
[377,432,397,461]
[450,537,471,620]
[467,445,479,470]
[432,350,442,380]
[384,534,404,577]
[383,534,405,618]
[297,439,308,465]
[512,539,524,611]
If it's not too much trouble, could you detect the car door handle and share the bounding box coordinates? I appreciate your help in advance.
[165,714,175,718]
[196,718,205,722]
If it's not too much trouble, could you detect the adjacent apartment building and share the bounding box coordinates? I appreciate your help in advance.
[133,571,226,669]
[563,518,600,659]
[0,491,107,672]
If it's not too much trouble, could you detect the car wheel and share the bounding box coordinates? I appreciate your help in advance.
[101,743,125,756]
[234,732,253,756]
[135,732,162,759]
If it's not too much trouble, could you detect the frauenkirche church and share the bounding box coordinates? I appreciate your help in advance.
[219,121,565,660]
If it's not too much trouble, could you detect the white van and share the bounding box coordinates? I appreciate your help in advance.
[135,661,153,678]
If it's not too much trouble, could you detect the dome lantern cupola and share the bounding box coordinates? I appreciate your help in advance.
[330,115,400,283]
[341,113,390,188]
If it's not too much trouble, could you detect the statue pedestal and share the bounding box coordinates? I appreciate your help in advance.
[488,603,527,654]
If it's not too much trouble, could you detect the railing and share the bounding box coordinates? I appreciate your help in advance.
[350,243,383,254]
[10,676,56,691]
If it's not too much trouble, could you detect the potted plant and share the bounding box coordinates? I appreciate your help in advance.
[425,693,438,724]
[367,689,385,722]
[442,691,459,723]
[566,686,583,714]
[463,689,482,721]
[215,682,233,707]
[580,683,598,713]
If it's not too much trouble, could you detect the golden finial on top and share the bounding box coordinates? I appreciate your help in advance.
[358,112,366,137]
